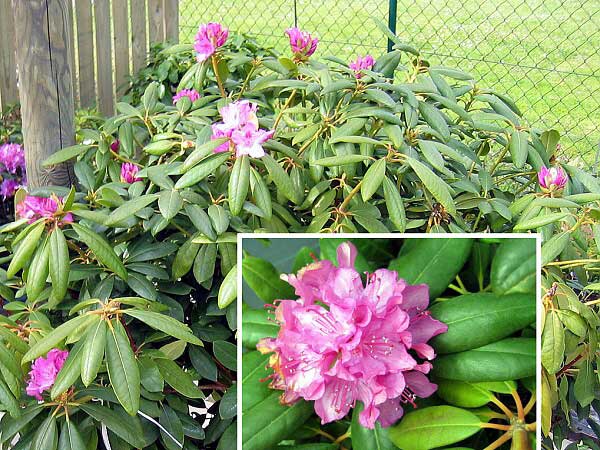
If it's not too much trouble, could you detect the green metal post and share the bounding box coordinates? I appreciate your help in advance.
[387,0,397,52]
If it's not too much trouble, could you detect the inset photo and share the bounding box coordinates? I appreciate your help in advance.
[238,235,539,450]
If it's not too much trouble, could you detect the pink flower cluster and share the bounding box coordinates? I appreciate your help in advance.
[0,142,25,174]
[194,22,229,62]
[26,348,69,400]
[173,89,201,104]
[211,100,274,158]
[538,165,568,192]
[285,27,318,61]
[120,162,141,183]
[349,55,375,78]
[16,195,73,224]
[257,242,447,429]
[0,179,21,199]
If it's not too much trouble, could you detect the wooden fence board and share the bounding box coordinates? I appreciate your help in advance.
[148,0,164,44]
[0,0,18,109]
[131,0,147,75]
[112,0,130,96]
[94,0,114,116]
[164,0,178,43]
[75,0,95,108]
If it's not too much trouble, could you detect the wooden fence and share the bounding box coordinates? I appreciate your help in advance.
[0,0,179,116]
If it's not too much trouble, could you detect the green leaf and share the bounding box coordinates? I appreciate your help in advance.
[313,154,371,166]
[106,319,140,415]
[574,359,596,407]
[513,212,570,231]
[189,346,218,382]
[229,155,250,216]
[159,405,185,450]
[490,238,536,295]
[541,231,570,266]
[155,358,203,398]
[430,293,535,353]
[433,338,536,381]
[71,223,128,280]
[26,236,50,300]
[58,420,86,450]
[185,204,217,240]
[0,378,20,418]
[383,177,406,232]
[32,415,58,450]
[175,151,231,189]
[24,314,94,362]
[7,220,45,278]
[509,129,528,168]
[388,406,481,450]
[262,154,301,204]
[126,271,157,301]
[242,256,295,303]
[436,379,494,408]
[241,305,278,349]
[361,159,386,201]
[541,310,564,374]
[124,309,203,345]
[0,404,44,443]
[158,189,183,220]
[219,384,237,419]
[49,227,70,306]
[51,337,86,398]
[419,102,450,141]
[81,317,107,386]
[405,156,456,215]
[351,402,395,449]
[213,340,236,370]
[80,403,145,448]
[105,194,159,226]
[250,166,273,219]
[172,234,201,279]
[43,144,92,166]
[389,239,472,299]
[218,264,237,309]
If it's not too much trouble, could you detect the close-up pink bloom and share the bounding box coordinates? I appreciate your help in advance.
[0,142,25,174]
[173,89,201,104]
[210,100,273,158]
[26,348,69,400]
[538,165,568,192]
[194,22,229,62]
[257,242,447,429]
[16,195,73,224]
[120,162,141,183]
[110,139,120,152]
[0,178,21,199]
[285,27,318,61]
[349,54,375,78]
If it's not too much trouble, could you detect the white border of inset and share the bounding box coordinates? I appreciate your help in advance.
[236,233,542,450]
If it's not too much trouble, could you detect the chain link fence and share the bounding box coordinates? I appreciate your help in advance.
[179,0,600,169]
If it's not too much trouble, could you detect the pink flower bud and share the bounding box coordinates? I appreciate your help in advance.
[120,162,141,184]
[194,22,229,62]
[26,348,69,400]
[285,27,318,61]
[110,140,120,152]
[349,54,375,78]
[538,165,568,192]
[173,89,201,104]
[16,195,73,225]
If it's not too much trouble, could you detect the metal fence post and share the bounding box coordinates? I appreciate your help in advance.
[387,0,397,52]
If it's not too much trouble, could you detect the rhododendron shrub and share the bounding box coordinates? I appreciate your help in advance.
[241,237,537,449]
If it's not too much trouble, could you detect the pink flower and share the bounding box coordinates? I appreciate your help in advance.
[26,348,69,400]
[194,22,229,62]
[210,100,273,158]
[173,89,201,104]
[16,195,73,224]
[258,242,447,429]
[0,179,21,199]
[120,162,141,183]
[285,27,318,61]
[349,55,375,78]
[0,143,25,174]
[110,140,120,152]
[538,165,568,192]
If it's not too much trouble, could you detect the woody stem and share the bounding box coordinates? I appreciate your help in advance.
[489,396,514,419]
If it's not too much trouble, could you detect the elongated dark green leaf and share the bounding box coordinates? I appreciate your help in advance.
[155,358,203,398]
[541,231,570,265]
[433,338,536,381]
[513,212,570,231]
[0,404,44,443]
[541,310,564,374]
[189,346,218,382]
[185,204,217,240]
[389,239,472,299]
[105,194,159,226]
[175,152,231,188]
[81,317,107,386]
[419,102,450,141]
[26,236,50,300]
[405,156,456,215]
[361,158,386,201]
[7,220,45,278]
[71,223,128,280]
[436,379,494,408]
[218,264,237,309]
[351,402,395,449]
[242,256,295,303]
[32,415,58,450]
[382,177,406,232]
[51,337,86,399]
[213,340,237,370]
[313,154,370,166]
[250,166,273,219]
[262,154,301,204]
[172,234,201,279]
[124,309,203,345]
[58,420,86,450]
[509,129,528,168]
[24,314,94,362]
[388,406,481,450]
[574,359,596,407]
[80,403,145,448]
[182,138,229,170]
[490,238,536,295]
[430,293,535,353]
[219,384,237,419]
[159,404,185,450]
[229,155,250,216]
[158,189,183,220]
[0,378,19,418]
[241,306,278,349]
[49,227,70,306]
[106,319,140,415]
[43,144,92,166]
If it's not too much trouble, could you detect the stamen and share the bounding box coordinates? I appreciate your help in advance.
[400,387,417,408]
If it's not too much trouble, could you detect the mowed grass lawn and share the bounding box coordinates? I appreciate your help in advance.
[179,0,600,166]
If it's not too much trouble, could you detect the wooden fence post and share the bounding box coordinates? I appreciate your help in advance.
[12,0,75,188]
[0,0,18,110]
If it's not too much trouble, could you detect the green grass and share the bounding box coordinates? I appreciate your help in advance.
[179,0,600,166]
